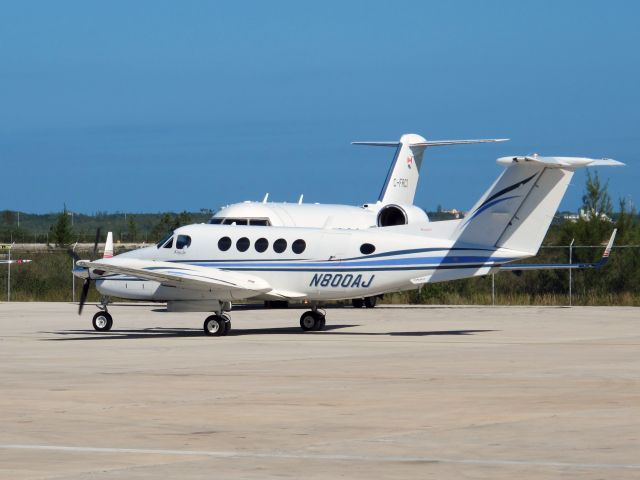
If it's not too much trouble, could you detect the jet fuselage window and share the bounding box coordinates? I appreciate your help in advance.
[292,239,306,254]
[176,235,191,250]
[218,237,232,251]
[236,237,250,252]
[273,238,287,253]
[250,219,271,226]
[255,238,268,253]
[223,218,248,225]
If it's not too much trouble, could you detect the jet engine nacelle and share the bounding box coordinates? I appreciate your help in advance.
[376,204,429,227]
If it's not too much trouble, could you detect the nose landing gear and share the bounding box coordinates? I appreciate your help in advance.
[91,296,113,331]
[92,311,113,331]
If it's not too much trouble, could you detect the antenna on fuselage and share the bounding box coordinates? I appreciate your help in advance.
[298,194,304,204]
[262,193,269,203]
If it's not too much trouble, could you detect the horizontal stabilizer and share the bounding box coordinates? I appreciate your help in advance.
[500,229,617,271]
[353,138,508,148]
[497,155,625,168]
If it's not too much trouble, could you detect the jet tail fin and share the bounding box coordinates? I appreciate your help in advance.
[353,134,507,205]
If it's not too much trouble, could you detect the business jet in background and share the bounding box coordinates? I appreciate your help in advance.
[210,133,507,308]
[74,154,621,336]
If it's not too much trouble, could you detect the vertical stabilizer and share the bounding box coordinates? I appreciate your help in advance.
[352,135,508,206]
[452,155,623,255]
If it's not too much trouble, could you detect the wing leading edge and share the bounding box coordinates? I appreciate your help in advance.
[77,258,273,298]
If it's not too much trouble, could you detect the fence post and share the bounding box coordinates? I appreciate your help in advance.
[569,238,574,306]
[491,273,495,306]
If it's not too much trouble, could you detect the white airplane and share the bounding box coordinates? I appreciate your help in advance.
[212,133,506,308]
[211,134,507,229]
[0,259,31,264]
[0,244,31,264]
[74,154,622,335]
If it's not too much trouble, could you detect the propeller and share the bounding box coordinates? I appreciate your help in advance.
[70,228,101,315]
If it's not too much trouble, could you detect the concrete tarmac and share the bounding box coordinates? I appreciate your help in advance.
[0,302,638,479]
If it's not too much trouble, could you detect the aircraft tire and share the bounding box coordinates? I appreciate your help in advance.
[300,311,324,331]
[352,298,364,308]
[364,296,377,308]
[92,311,113,331]
[203,315,227,336]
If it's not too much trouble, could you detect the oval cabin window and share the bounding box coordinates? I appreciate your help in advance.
[292,239,306,254]
[236,237,250,252]
[360,243,376,255]
[218,237,232,251]
[273,238,287,253]
[255,238,268,253]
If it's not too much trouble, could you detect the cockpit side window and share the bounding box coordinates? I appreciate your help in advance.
[208,218,223,224]
[176,235,191,250]
[157,232,173,249]
[162,236,174,249]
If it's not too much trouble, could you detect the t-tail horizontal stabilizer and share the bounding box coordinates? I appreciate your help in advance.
[500,229,617,272]
[352,134,508,205]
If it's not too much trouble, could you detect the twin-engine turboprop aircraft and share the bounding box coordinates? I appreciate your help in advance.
[74,154,622,336]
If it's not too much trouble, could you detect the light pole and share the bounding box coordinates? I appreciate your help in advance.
[569,238,575,306]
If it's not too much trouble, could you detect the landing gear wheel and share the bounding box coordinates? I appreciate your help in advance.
[92,311,113,331]
[203,315,228,337]
[364,296,377,308]
[352,298,364,308]
[300,311,325,332]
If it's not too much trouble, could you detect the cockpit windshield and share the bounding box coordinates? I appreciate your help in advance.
[156,232,173,249]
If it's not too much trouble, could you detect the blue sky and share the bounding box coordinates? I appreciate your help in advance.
[1,1,637,214]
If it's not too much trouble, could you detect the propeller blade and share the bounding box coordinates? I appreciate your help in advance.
[92,228,101,260]
[78,279,90,315]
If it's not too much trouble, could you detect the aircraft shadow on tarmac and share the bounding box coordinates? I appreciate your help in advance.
[42,326,496,341]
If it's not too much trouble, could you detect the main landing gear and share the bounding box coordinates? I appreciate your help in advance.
[203,313,231,336]
[352,296,378,308]
[299,308,326,332]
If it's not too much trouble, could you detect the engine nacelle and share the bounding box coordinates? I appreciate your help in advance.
[376,204,429,227]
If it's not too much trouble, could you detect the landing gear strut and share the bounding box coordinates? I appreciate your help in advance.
[92,296,113,331]
[300,309,325,332]
[203,313,231,336]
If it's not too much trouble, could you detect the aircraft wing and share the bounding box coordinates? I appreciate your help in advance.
[500,229,617,272]
[77,258,273,298]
